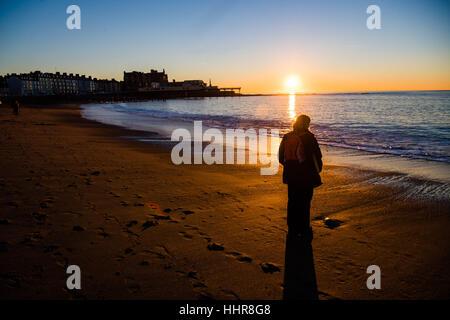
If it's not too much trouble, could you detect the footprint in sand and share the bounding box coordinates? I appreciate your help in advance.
[6,201,18,208]
[144,245,173,261]
[145,204,173,221]
[181,270,209,292]
[221,289,240,300]
[125,278,141,294]
[39,200,53,209]
[198,292,214,300]
[318,291,338,300]
[178,231,193,239]
[149,213,171,220]
[237,256,253,263]
[139,260,149,266]
[126,220,138,228]
[53,252,69,268]
[142,220,158,230]
[193,282,207,288]
[96,227,110,237]
[225,251,253,263]
[207,243,224,251]
[0,273,21,288]
[142,249,165,260]
[21,232,43,246]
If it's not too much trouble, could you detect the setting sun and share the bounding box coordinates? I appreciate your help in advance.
[285,75,300,92]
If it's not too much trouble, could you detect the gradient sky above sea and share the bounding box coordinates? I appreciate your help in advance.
[0,0,449,93]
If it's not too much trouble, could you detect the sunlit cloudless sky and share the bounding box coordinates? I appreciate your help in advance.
[0,0,448,93]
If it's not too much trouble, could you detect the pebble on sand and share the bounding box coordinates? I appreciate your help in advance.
[323,217,343,229]
[260,263,281,274]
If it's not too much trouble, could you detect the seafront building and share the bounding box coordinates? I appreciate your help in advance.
[122,70,220,92]
[1,69,239,97]
[123,69,169,91]
[5,71,120,96]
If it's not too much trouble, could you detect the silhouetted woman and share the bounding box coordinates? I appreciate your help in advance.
[278,114,322,242]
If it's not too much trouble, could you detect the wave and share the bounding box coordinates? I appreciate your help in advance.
[82,101,450,164]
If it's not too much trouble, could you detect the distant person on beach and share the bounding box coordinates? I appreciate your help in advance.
[278,114,322,242]
[11,100,19,115]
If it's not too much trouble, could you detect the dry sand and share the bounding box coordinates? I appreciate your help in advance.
[0,104,449,300]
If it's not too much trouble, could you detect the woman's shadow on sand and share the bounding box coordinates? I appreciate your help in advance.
[282,234,318,300]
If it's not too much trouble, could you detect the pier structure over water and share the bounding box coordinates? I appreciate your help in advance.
[220,87,241,94]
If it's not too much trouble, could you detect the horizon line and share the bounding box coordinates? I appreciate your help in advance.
[2,70,448,96]
[242,89,450,96]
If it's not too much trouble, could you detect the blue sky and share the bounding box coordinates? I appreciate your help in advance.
[0,0,448,92]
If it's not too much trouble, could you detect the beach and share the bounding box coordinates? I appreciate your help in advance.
[0,104,449,300]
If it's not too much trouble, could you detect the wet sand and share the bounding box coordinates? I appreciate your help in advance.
[0,104,449,299]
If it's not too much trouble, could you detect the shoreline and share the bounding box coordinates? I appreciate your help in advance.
[80,101,450,189]
[0,104,449,299]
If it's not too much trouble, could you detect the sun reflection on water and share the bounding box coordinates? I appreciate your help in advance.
[288,93,296,120]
